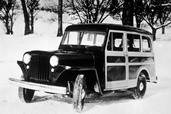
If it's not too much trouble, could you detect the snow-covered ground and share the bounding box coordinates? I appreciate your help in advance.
[1,12,171,114]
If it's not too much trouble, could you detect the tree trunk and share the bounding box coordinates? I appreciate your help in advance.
[5,9,11,35]
[162,26,165,34]
[135,15,142,28]
[134,0,143,28]
[30,12,34,33]
[122,0,134,26]
[10,17,14,35]
[57,0,63,37]
[152,28,157,41]
[5,15,11,35]
[21,0,31,35]
[136,22,141,28]
[135,16,141,28]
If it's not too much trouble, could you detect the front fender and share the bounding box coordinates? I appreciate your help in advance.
[17,61,28,80]
[51,65,67,83]
[52,65,103,94]
[51,65,94,83]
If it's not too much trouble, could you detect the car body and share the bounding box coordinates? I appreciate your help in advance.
[9,24,157,112]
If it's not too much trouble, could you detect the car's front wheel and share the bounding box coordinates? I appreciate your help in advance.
[18,76,35,103]
[73,74,87,112]
[18,87,35,103]
[132,73,147,99]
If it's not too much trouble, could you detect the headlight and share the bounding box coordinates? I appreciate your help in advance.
[50,55,59,67]
[23,53,31,64]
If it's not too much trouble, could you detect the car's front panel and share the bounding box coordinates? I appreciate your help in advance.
[29,54,51,83]
[20,50,100,85]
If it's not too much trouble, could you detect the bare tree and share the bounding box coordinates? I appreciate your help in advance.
[57,0,63,36]
[26,0,40,33]
[40,0,58,13]
[20,0,40,35]
[0,0,19,34]
[134,0,144,28]
[135,0,171,40]
[65,0,123,23]
[40,0,63,36]
[21,0,31,35]
[122,0,134,26]
[157,0,171,34]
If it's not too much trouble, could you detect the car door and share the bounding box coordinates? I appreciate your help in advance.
[126,33,141,87]
[105,31,128,90]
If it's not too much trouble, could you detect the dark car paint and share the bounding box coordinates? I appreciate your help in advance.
[27,50,95,67]
[19,47,105,91]
[65,24,152,35]
[18,24,152,94]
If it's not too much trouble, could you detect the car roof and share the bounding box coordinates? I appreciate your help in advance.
[65,23,152,35]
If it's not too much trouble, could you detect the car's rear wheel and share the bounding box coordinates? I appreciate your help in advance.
[73,74,87,112]
[18,76,35,103]
[132,73,147,99]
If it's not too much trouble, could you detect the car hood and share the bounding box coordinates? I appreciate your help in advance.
[28,50,95,67]
[55,50,95,66]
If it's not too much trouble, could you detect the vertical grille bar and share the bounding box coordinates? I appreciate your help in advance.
[30,55,50,83]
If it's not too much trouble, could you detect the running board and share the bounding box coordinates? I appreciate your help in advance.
[9,78,67,94]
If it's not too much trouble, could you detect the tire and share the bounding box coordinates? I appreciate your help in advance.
[18,76,35,103]
[73,74,87,112]
[132,73,147,99]
[18,87,35,103]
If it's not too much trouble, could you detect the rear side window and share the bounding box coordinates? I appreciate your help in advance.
[142,36,152,52]
[107,32,123,51]
[127,34,140,52]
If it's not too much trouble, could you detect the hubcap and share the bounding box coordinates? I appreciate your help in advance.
[139,82,144,91]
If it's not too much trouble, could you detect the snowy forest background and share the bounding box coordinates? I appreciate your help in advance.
[1,0,171,114]
[0,0,171,39]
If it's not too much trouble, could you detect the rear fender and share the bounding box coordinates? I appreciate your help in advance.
[136,67,150,81]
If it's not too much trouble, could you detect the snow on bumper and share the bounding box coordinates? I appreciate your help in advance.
[9,78,67,94]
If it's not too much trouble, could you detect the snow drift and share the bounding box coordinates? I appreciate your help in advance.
[0,12,171,114]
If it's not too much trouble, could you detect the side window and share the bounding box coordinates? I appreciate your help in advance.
[142,36,152,52]
[127,34,140,52]
[107,32,123,51]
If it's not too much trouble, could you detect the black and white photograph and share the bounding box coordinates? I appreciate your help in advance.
[0,0,171,114]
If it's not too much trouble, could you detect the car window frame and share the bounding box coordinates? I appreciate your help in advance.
[142,35,152,53]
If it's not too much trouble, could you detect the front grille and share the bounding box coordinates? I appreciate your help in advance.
[29,55,50,83]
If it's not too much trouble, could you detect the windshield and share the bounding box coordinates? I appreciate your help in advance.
[61,31,105,47]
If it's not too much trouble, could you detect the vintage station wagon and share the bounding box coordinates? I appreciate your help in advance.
[9,24,157,112]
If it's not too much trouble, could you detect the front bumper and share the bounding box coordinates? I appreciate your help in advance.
[9,78,67,94]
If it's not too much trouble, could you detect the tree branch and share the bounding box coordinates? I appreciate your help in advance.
[156,21,171,30]
[71,0,83,23]
[98,1,124,23]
